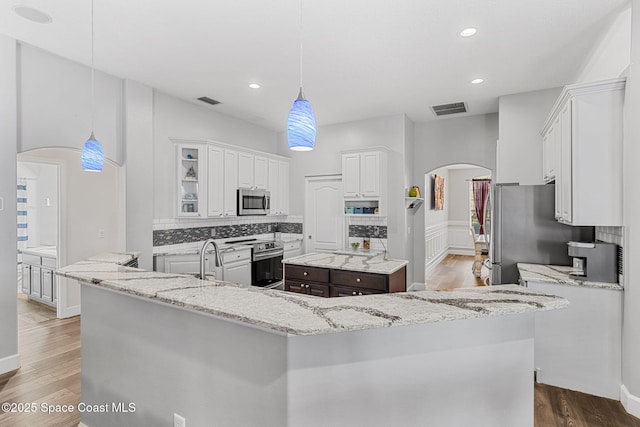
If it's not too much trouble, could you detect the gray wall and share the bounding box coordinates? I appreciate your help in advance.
[448,167,491,222]
[412,113,498,283]
[497,87,561,185]
[0,34,18,372]
[623,0,640,403]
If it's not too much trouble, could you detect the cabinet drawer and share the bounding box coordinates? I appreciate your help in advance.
[41,257,57,268]
[222,248,251,264]
[331,270,387,291]
[283,241,302,252]
[284,279,330,298]
[22,254,41,265]
[285,265,329,283]
[330,285,385,298]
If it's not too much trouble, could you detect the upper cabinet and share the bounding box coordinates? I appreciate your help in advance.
[541,78,625,226]
[173,138,290,219]
[341,148,388,215]
[176,143,206,217]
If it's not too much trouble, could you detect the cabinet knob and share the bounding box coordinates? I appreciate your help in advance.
[303,272,308,276]
[305,284,310,288]
[352,291,357,296]
[300,284,304,288]
[356,278,361,283]
[358,292,363,296]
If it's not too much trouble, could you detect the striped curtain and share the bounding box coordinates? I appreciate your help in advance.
[17,181,28,264]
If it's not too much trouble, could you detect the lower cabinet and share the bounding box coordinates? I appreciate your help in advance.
[284,264,406,298]
[154,247,251,285]
[221,248,251,285]
[21,253,57,307]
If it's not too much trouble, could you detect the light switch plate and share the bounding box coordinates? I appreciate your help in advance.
[0,197,3,211]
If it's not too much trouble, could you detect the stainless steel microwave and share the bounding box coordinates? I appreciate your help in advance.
[237,188,270,215]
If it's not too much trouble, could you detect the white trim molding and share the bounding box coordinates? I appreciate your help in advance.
[0,353,20,375]
[425,221,448,273]
[621,384,640,419]
[407,282,426,292]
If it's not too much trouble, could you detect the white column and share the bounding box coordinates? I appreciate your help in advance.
[0,34,19,374]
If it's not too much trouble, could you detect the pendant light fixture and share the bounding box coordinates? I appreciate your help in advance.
[81,0,104,171]
[287,0,316,151]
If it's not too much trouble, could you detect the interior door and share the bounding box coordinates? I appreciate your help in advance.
[305,177,344,253]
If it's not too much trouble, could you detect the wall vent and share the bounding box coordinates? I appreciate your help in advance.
[197,96,221,106]
[432,102,467,117]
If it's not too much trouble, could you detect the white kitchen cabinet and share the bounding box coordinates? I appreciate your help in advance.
[176,144,206,218]
[21,252,56,307]
[341,148,388,215]
[221,248,251,285]
[541,78,625,226]
[278,161,290,215]
[155,253,223,280]
[207,145,225,217]
[527,280,622,400]
[238,152,254,189]
[268,158,280,212]
[223,149,238,217]
[542,119,558,184]
[283,240,303,259]
[254,155,269,190]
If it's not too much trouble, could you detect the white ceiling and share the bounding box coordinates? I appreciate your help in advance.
[0,0,629,132]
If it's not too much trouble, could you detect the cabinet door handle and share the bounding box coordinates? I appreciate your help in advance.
[303,272,308,276]
[305,284,310,289]
[358,292,363,296]
[352,291,357,296]
[300,284,305,288]
[356,278,361,283]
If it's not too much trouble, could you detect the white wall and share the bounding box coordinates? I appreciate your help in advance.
[497,87,561,185]
[124,80,154,270]
[18,44,124,164]
[575,6,632,84]
[622,0,640,414]
[412,113,498,283]
[153,91,280,220]
[424,167,449,228]
[0,34,18,374]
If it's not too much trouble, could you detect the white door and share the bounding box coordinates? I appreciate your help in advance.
[305,176,344,253]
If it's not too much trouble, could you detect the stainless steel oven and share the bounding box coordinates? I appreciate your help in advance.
[251,241,283,288]
[237,188,270,216]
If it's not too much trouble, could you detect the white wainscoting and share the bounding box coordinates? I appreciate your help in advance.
[448,220,474,256]
[425,222,448,273]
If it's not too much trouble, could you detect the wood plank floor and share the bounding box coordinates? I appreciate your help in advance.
[2,292,639,426]
[0,294,80,427]
[426,254,489,290]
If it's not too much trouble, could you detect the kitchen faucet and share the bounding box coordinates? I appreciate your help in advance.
[200,239,223,280]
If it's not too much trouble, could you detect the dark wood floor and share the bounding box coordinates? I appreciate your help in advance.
[427,254,489,290]
[2,292,639,426]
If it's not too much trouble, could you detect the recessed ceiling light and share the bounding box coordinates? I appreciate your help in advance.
[249,83,261,89]
[460,27,477,37]
[471,78,484,84]
[12,5,52,24]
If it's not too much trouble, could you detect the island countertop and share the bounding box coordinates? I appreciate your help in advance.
[57,254,568,336]
[282,251,409,274]
[518,263,623,291]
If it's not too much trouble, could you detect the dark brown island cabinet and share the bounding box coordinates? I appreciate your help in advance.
[284,264,406,298]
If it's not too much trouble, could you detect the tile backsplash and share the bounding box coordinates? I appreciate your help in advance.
[153,216,303,247]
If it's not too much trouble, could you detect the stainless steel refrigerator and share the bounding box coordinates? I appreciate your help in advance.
[484,183,594,285]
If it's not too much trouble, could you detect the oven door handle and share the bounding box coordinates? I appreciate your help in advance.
[253,249,284,262]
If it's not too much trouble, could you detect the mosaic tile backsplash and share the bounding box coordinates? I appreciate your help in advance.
[348,225,388,239]
[153,222,303,247]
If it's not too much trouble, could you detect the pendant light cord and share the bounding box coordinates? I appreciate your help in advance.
[90,0,95,132]
[299,0,303,90]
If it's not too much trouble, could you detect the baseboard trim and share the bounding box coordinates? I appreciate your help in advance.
[78,423,90,427]
[448,248,475,256]
[425,249,447,273]
[0,353,20,375]
[407,282,426,292]
[58,304,81,319]
[621,384,640,419]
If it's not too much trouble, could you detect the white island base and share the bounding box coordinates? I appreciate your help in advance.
[80,284,535,427]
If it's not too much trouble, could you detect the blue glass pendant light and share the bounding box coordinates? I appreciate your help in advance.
[287,0,316,151]
[82,0,104,172]
[287,88,316,151]
[82,132,104,171]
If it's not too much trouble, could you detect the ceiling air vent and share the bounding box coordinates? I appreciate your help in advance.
[197,96,221,106]
[431,102,467,117]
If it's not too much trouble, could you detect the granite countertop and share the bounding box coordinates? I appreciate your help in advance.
[518,263,623,291]
[153,235,303,257]
[57,255,568,336]
[283,252,408,274]
[22,246,58,259]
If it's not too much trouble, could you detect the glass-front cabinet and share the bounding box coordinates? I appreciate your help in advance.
[177,144,205,217]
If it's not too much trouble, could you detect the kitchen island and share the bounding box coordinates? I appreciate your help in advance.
[58,256,567,427]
